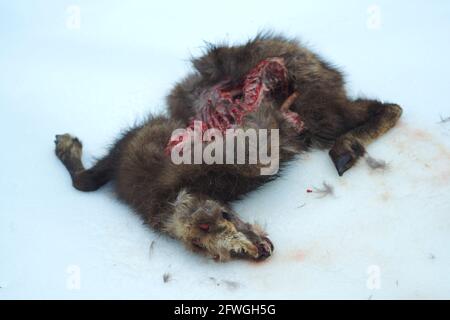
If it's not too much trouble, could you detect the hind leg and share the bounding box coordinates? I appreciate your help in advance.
[329,99,402,176]
[54,134,113,191]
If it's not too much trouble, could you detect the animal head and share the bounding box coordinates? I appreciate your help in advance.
[166,189,273,262]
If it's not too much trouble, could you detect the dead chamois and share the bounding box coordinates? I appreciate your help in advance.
[54,33,402,262]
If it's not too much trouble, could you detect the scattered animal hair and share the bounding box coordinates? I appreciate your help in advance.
[296,203,306,209]
[438,115,450,124]
[149,240,156,257]
[209,277,218,284]
[313,181,334,198]
[163,273,171,283]
[222,280,240,290]
[209,277,240,290]
[365,155,388,171]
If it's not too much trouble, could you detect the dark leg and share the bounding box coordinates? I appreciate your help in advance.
[54,134,113,191]
[329,99,402,176]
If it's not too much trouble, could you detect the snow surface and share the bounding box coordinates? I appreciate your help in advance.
[1,0,450,299]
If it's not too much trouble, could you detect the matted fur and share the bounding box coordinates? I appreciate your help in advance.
[55,33,402,262]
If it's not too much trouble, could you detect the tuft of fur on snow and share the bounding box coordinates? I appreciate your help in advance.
[313,181,334,198]
[163,273,171,283]
[209,277,240,290]
[149,240,156,257]
[365,155,389,171]
[438,115,450,124]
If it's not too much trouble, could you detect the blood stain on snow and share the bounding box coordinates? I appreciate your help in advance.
[248,257,272,267]
[394,125,450,186]
[292,250,307,262]
[379,191,391,202]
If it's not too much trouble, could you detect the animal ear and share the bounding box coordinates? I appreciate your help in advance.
[173,189,191,206]
[198,223,210,232]
[192,45,224,80]
[172,189,198,212]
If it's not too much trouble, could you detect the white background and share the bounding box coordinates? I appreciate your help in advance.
[1,0,450,299]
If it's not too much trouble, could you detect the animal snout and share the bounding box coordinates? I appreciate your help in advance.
[256,238,274,260]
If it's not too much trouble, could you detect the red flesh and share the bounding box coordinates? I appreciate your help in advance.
[166,57,304,154]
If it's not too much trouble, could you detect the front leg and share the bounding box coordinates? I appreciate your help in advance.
[161,189,273,262]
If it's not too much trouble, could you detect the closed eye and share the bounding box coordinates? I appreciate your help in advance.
[222,211,232,221]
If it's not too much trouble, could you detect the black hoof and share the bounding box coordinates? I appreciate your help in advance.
[330,150,354,176]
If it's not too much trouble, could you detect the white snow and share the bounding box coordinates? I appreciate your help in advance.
[1,0,450,299]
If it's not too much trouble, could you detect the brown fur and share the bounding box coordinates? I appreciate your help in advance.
[54,33,402,262]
